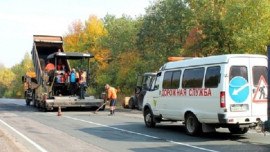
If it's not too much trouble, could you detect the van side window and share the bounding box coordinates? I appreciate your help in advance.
[205,66,220,88]
[182,68,204,88]
[172,71,181,89]
[252,66,267,86]
[162,70,181,89]
[229,66,248,81]
[163,71,173,89]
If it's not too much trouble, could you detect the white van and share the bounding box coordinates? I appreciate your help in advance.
[143,54,268,135]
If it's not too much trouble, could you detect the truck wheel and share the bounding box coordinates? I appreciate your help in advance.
[229,127,249,134]
[185,113,202,136]
[42,101,48,112]
[26,99,30,106]
[33,99,37,107]
[32,92,35,106]
[138,104,142,110]
[128,98,135,109]
[137,99,143,110]
[144,108,156,128]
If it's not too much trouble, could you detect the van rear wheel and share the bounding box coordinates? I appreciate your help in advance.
[185,113,202,136]
[144,109,156,128]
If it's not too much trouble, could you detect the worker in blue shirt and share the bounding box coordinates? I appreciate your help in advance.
[70,68,77,96]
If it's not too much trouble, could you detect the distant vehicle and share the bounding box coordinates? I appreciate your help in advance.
[143,54,268,135]
[22,35,105,111]
[125,73,156,110]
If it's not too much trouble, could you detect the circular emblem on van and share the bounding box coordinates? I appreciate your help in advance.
[229,77,249,103]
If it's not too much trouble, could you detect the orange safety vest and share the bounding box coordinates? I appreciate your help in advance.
[45,63,55,72]
[75,72,79,78]
[24,82,29,90]
[107,87,117,100]
[80,72,86,84]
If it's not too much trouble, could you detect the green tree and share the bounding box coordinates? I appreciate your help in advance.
[64,15,110,96]
[100,15,143,94]
[63,19,84,53]
[137,0,194,70]
[224,0,270,54]
[0,52,34,98]
[0,68,16,97]
[102,15,139,56]
[186,0,270,56]
[186,0,229,56]
[10,53,34,98]
[61,0,270,99]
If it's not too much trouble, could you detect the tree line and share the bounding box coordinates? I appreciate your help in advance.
[1,0,270,99]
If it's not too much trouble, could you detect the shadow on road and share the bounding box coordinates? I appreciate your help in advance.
[79,122,270,152]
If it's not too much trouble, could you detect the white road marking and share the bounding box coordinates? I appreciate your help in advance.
[0,119,48,152]
[0,99,219,151]
[64,115,219,152]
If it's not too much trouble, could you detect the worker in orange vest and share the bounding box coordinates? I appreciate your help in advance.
[105,84,117,116]
[45,60,55,83]
[79,70,87,99]
[45,60,55,73]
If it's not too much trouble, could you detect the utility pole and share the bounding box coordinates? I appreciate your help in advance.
[266,45,270,131]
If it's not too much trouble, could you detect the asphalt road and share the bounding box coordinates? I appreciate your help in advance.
[0,98,269,152]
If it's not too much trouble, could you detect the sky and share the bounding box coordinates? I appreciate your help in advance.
[0,0,151,68]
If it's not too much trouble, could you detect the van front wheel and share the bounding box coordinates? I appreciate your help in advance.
[144,109,156,128]
[185,113,202,136]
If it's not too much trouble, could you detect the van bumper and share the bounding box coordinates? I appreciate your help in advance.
[218,114,228,123]
[218,113,267,124]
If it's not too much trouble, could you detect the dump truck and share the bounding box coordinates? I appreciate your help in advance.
[23,71,38,105]
[22,35,105,111]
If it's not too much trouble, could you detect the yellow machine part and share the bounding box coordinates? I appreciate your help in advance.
[26,71,36,78]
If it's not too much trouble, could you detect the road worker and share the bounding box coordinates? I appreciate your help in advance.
[75,70,80,82]
[105,84,117,116]
[45,60,55,73]
[45,60,55,83]
[70,68,77,96]
[57,59,64,71]
[79,70,86,99]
